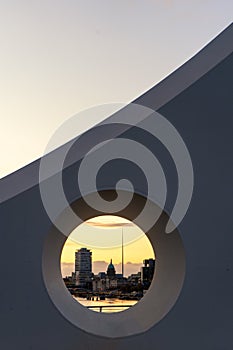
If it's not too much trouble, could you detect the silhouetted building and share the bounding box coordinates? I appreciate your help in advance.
[127,272,141,286]
[92,272,107,292]
[141,258,155,289]
[98,272,106,279]
[92,259,127,291]
[107,259,116,278]
[75,248,92,288]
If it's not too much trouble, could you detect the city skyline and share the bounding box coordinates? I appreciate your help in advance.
[61,215,155,277]
[64,245,156,304]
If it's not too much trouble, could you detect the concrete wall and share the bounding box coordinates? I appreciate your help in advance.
[0,24,232,349]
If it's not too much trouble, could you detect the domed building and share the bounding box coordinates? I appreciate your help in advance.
[107,259,116,278]
[92,258,127,292]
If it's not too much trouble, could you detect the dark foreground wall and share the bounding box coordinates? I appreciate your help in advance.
[0,24,232,350]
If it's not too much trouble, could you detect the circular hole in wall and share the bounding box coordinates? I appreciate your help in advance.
[60,215,156,313]
[42,190,185,338]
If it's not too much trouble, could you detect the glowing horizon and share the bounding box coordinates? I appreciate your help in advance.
[61,215,155,277]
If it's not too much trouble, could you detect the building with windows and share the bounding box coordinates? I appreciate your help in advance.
[75,248,92,288]
[92,259,127,292]
[92,272,107,292]
[128,272,141,286]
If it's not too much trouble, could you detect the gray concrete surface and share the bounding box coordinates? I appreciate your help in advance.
[0,24,232,350]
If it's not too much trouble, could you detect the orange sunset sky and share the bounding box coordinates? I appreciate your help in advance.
[61,215,155,277]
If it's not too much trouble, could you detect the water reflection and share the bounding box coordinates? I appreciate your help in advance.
[75,296,137,313]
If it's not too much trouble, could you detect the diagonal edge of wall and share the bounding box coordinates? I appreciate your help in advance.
[0,23,232,204]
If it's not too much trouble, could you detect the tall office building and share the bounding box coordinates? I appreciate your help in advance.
[141,258,155,289]
[75,248,92,288]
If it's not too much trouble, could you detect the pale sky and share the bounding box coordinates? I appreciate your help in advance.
[0,1,232,178]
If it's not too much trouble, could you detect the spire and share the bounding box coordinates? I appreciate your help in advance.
[122,227,124,277]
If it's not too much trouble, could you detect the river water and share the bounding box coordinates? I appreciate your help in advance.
[74,296,138,313]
